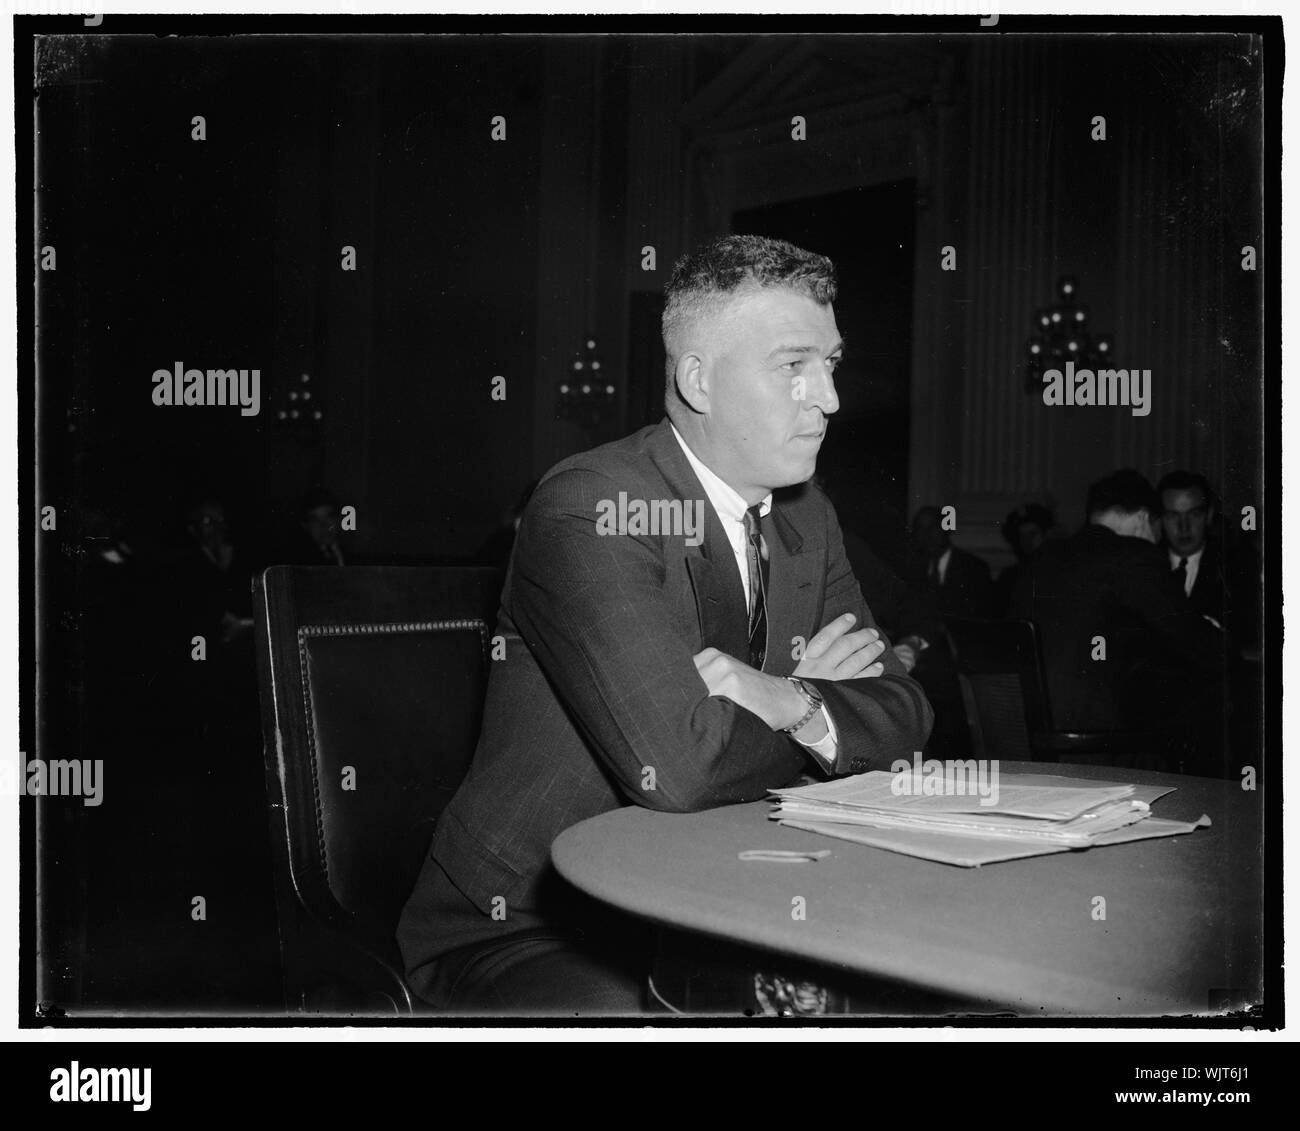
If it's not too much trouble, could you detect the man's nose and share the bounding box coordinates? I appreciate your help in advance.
[806,364,839,415]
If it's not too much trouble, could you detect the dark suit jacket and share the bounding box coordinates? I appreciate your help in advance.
[1010,524,1224,732]
[909,545,994,622]
[398,420,933,980]
[1181,538,1263,658]
[1179,541,1225,624]
[840,528,941,645]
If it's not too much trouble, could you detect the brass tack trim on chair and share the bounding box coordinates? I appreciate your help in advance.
[299,618,489,644]
[294,619,492,886]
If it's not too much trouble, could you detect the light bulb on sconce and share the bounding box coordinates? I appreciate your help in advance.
[557,335,617,433]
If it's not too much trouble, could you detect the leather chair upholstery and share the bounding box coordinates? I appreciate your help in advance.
[253,565,499,1014]
[945,616,1170,769]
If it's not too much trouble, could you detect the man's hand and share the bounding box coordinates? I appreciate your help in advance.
[891,634,928,674]
[693,649,811,732]
[220,610,253,645]
[793,613,888,682]
[693,614,888,732]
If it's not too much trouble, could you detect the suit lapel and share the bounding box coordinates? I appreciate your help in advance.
[763,493,821,677]
[644,421,823,672]
[646,421,751,662]
[685,537,751,664]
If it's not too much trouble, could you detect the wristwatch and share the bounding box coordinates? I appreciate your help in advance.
[782,677,824,735]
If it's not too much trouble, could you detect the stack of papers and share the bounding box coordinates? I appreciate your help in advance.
[768,771,1210,867]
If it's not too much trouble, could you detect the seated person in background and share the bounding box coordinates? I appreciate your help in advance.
[992,502,1055,619]
[177,496,255,645]
[1158,469,1264,775]
[398,235,934,1014]
[901,507,992,753]
[836,524,941,673]
[1010,469,1224,771]
[906,505,993,620]
[283,490,348,565]
[1156,470,1232,629]
[172,495,260,740]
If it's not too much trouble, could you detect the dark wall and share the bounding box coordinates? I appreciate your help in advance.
[735,181,916,566]
[363,40,543,559]
[39,36,545,564]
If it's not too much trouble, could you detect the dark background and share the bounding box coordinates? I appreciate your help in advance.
[25,27,1268,1014]
[35,34,1263,568]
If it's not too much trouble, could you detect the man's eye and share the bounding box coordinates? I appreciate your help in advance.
[827,356,842,370]
[781,361,803,371]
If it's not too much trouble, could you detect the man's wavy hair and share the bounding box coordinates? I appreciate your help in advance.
[661,235,838,373]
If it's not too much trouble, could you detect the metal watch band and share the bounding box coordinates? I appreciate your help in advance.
[781,677,822,735]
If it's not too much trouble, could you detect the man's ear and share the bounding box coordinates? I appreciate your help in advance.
[673,352,710,415]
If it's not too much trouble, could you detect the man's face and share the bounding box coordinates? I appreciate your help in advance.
[1016,521,1046,559]
[189,502,227,552]
[304,504,339,548]
[1161,487,1210,556]
[693,288,842,500]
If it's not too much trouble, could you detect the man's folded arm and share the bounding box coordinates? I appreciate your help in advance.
[1124,546,1225,674]
[798,495,935,774]
[508,469,806,812]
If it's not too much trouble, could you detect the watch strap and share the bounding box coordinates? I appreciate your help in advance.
[781,677,822,735]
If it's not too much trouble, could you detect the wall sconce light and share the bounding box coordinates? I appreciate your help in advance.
[274,372,325,426]
[557,337,616,433]
[1024,277,1114,393]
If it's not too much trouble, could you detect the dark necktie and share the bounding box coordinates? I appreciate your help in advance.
[744,505,769,670]
[1172,556,1188,595]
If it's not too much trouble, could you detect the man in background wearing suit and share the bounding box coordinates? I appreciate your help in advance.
[398,235,934,1013]
[1157,468,1263,776]
[1156,470,1226,625]
[1010,470,1224,769]
[902,505,992,754]
[907,505,994,620]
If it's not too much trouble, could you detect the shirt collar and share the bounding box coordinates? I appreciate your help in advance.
[1169,546,1205,567]
[669,422,772,525]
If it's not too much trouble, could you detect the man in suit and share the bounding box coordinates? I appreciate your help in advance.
[992,502,1056,619]
[1156,470,1225,624]
[1009,470,1224,763]
[398,235,934,1013]
[900,506,992,753]
[282,491,348,566]
[837,525,941,673]
[1157,469,1263,777]
[810,474,939,673]
[907,506,994,620]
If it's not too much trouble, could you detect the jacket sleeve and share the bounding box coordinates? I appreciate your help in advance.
[800,492,935,775]
[506,466,808,813]
[1121,543,1225,675]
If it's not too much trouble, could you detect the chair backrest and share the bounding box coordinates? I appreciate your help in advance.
[253,565,499,1011]
[944,617,1052,762]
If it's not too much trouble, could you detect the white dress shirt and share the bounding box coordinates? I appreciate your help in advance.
[1169,546,1204,598]
[932,546,953,586]
[670,423,839,766]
